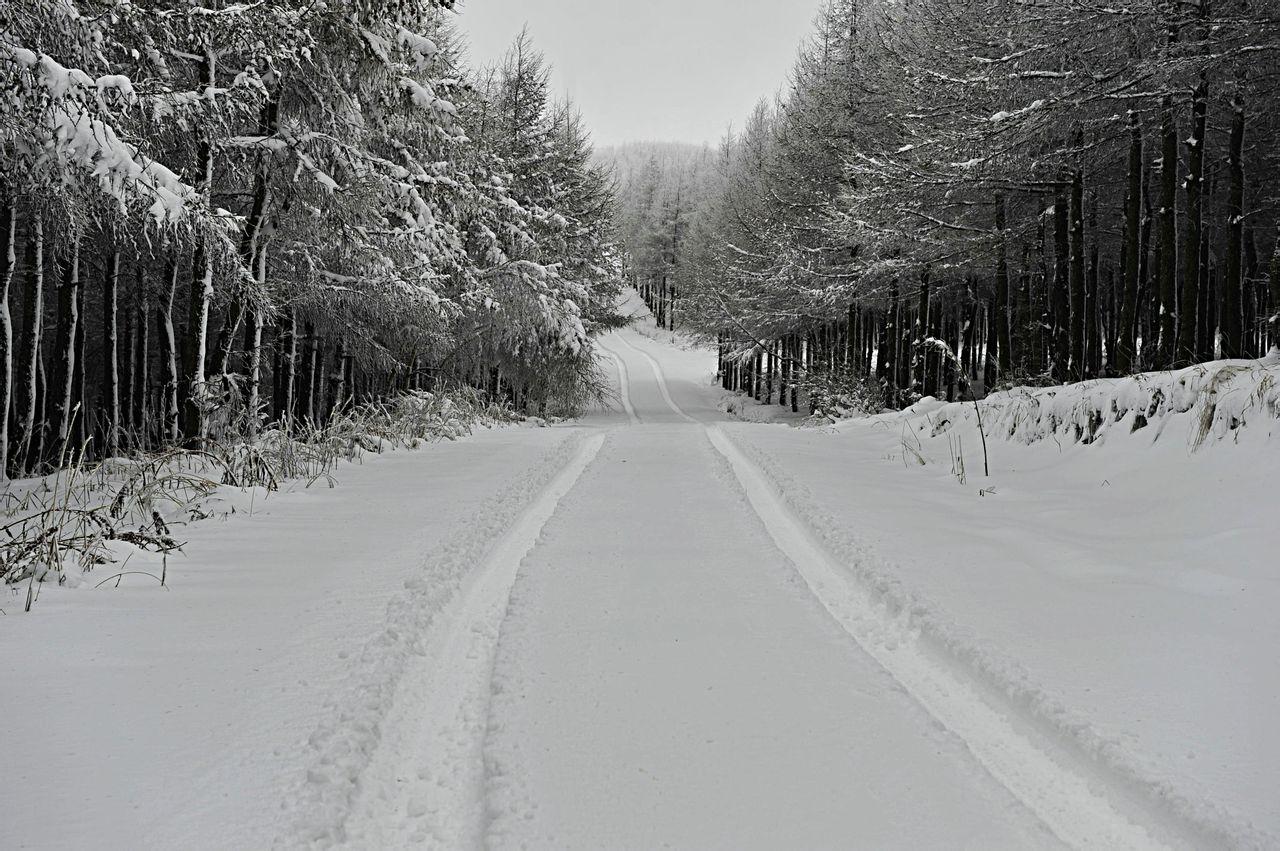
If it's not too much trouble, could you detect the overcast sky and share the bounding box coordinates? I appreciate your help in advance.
[454,0,827,148]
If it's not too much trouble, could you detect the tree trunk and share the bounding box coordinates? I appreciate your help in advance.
[789,334,800,413]
[301,326,319,423]
[181,51,217,442]
[101,246,121,456]
[1116,113,1142,374]
[1221,87,1245,358]
[995,198,1012,376]
[133,275,151,446]
[49,237,82,463]
[1177,76,1208,365]
[245,308,264,437]
[276,309,297,423]
[158,258,181,445]
[0,192,14,479]
[72,272,86,450]
[1069,152,1086,381]
[326,339,347,421]
[1243,226,1259,358]
[984,294,999,390]
[915,271,931,396]
[1052,183,1071,381]
[1157,96,1178,367]
[1086,193,1101,379]
[1269,222,1280,353]
[15,215,44,473]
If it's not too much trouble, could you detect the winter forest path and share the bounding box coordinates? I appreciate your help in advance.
[0,328,1189,849]
[347,326,1174,849]
[481,330,1052,848]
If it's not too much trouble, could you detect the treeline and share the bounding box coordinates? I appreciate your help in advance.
[622,0,1280,409]
[0,4,620,478]
[599,142,715,332]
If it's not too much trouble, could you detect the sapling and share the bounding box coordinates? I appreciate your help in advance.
[924,337,990,477]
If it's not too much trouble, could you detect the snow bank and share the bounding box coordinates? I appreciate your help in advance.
[860,353,1280,452]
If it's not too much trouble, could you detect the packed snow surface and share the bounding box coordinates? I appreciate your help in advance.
[2,307,1275,848]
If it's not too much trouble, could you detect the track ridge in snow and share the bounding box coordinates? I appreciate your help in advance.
[724,426,1262,851]
[707,424,1166,850]
[275,430,604,848]
[611,334,700,423]
[606,349,641,425]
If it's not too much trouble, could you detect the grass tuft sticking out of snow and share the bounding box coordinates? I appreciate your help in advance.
[1,388,523,608]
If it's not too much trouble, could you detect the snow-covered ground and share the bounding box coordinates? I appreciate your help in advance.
[0,423,582,848]
[2,304,1275,849]
[719,354,1280,849]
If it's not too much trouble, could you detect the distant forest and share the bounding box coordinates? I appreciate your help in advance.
[608,0,1280,409]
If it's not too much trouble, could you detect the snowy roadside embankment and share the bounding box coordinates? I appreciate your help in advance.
[1,390,517,609]
[279,429,598,846]
[0,420,583,849]
[724,355,1280,848]
[901,354,1280,452]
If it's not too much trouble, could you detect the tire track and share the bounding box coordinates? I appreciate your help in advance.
[610,333,700,424]
[604,347,641,425]
[278,431,605,848]
[628,342,1164,849]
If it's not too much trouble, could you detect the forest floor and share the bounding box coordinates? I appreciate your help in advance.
[2,302,1276,849]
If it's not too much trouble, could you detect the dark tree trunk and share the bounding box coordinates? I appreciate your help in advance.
[157,258,182,445]
[1269,222,1280,352]
[915,271,931,396]
[789,334,799,413]
[1177,76,1208,365]
[995,198,1012,376]
[181,52,217,442]
[49,237,82,463]
[1243,226,1259,358]
[301,327,320,423]
[1086,193,1101,379]
[1052,183,1071,381]
[327,339,347,421]
[133,273,151,445]
[1116,113,1143,374]
[1197,227,1214,362]
[1069,146,1086,381]
[985,294,999,390]
[0,191,13,478]
[101,246,121,456]
[1221,87,1245,358]
[15,215,44,473]
[1157,96,1178,367]
[72,275,86,450]
[275,309,297,423]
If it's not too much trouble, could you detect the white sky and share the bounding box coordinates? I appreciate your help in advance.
[453,0,828,147]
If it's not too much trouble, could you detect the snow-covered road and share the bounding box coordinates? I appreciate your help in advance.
[310,328,1174,849]
[3,321,1256,849]
[481,335,1059,848]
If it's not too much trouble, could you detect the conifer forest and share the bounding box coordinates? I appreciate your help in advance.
[3,2,1278,849]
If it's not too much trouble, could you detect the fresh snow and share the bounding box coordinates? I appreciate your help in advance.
[2,315,1275,849]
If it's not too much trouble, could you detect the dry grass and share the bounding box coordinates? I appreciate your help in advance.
[2,388,519,610]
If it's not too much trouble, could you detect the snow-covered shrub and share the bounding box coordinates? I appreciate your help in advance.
[905,355,1280,452]
[0,387,518,608]
[796,368,886,421]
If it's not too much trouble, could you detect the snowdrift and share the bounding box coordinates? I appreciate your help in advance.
[868,351,1280,453]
